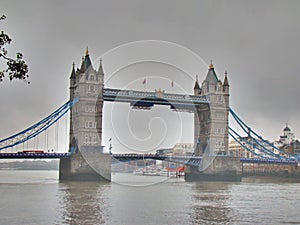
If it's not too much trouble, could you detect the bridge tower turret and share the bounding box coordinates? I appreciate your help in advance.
[223,71,230,153]
[193,75,201,96]
[68,47,104,152]
[69,62,76,151]
[187,62,241,181]
[194,61,229,156]
[60,47,111,181]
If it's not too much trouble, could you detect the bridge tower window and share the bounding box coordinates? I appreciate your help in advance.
[89,85,95,92]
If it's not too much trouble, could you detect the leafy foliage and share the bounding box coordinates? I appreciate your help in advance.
[0,14,29,84]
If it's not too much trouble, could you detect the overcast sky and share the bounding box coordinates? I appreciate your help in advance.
[1,0,300,153]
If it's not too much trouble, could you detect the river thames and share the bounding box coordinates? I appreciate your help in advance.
[0,170,299,224]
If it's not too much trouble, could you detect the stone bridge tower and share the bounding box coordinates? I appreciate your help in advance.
[193,62,229,156]
[69,48,104,150]
[59,48,111,181]
[186,62,241,181]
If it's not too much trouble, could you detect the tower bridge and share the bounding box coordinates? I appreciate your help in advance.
[59,48,237,181]
[0,48,299,181]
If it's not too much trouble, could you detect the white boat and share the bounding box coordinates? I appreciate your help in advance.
[133,167,160,176]
[159,167,185,177]
[159,169,177,177]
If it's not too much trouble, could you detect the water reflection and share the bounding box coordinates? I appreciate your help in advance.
[57,182,110,225]
[190,182,234,224]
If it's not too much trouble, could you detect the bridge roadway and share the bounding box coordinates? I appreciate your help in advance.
[113,154,298,165]
[240,157,298,165]
[0,152,70,159]
[0,152,297,165]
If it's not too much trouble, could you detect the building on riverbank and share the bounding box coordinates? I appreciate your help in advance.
[229,124,300,157]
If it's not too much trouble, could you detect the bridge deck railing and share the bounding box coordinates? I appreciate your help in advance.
[103,88,209,104]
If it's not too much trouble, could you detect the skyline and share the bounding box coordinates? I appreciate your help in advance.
[1,1,300,152]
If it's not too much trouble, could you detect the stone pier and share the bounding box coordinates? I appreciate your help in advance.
[59,147,111,181]
[185,156,242,182]
[59,49,111,181]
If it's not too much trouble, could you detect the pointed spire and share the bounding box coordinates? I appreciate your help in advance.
[80,56,85,72]
[98,58,104,74]
[209,60,214,69]
[70,62,76,79]
[223,70,229,86]
[284,123,291,132]
[84,47,93,71]
[194,75,200,90]
[205,60,218,84]
[85,46,89,56]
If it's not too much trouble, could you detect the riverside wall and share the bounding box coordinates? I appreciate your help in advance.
[185,156,242,182]
[242,162,300,179]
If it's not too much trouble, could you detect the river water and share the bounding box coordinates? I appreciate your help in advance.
[0,170,299,225]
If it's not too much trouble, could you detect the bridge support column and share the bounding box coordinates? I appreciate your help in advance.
[59,147,111,182]
[185,156,242,182]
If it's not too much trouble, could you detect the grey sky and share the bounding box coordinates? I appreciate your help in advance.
[1,0,300,152]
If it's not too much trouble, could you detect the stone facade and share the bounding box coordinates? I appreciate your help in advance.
[59,48,111,181]
[185,156,242,181]
[185,63,242,182]
[69,51,104,150]
[193,63,229,156]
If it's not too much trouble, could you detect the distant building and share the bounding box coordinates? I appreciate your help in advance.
[156,143,194,156]
[229,136,271,158]
[274,124,295,147]
[292,140,300,155]
[229,124,300,158]
[228,139,248,158]
[156,143,194,168]
[274,124,299,155]
[173,143,194,156]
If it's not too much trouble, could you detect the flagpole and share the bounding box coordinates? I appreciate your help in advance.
[142,78,146,91]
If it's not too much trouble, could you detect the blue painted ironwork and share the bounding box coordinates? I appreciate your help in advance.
[0,152,70,159]
[228,128,263,157]
[0,97,79,151]
[229,110,279,157]
[240,157,297,165]
[229,127,281,158]
[229,108,289,158]
[113,153,298,166]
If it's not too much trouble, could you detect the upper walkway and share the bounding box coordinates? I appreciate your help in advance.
[103,88,209,109]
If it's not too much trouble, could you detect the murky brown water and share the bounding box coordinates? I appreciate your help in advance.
[0,171,299,224]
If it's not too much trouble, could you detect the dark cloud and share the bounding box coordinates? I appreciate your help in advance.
[1,0,300,152]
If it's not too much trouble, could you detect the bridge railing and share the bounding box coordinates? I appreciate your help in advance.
[103,88,209,104]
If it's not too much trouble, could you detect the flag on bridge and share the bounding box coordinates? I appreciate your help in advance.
[171,80,174,88]
[142,78,146,85]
